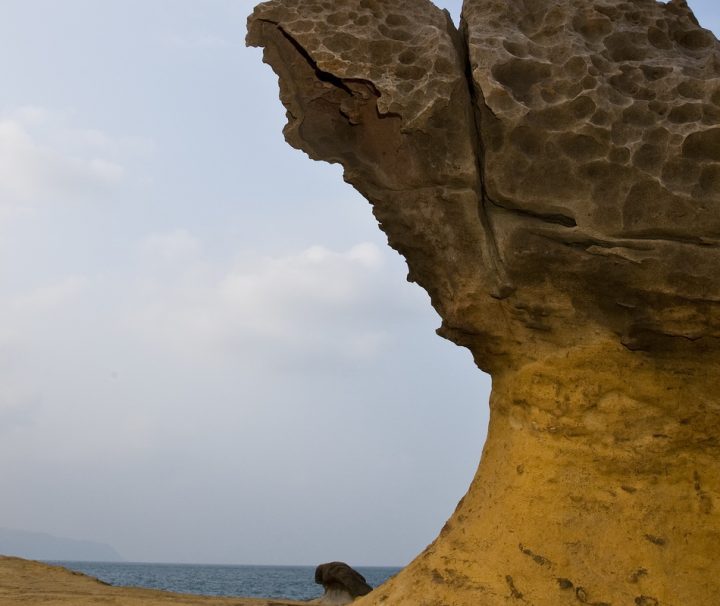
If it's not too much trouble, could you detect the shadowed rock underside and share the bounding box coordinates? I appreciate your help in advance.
[247,1,720,604]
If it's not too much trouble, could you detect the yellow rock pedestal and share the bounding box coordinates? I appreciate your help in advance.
[360,342,720,605]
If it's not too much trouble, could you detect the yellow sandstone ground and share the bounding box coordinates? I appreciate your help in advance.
[0,556,306,606]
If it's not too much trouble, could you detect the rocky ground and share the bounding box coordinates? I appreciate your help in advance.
[0,556,306,606]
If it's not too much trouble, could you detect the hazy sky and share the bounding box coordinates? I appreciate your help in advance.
[1,1,718,567]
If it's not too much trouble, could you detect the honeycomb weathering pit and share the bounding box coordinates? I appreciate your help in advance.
[247,1,720,603]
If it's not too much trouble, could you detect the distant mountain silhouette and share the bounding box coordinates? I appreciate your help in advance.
[0,527,123,562]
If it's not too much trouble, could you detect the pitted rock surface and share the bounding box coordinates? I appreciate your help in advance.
[313,562,372,604]
[247,0,463,127]
[464,0,720,350]
[249,0,720,370]
[247,1,720,604]
[248,0,510,374]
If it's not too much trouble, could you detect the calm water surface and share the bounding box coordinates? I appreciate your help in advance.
[50,561,401,600]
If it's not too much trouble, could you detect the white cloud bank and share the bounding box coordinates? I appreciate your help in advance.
[131,237,414,368]
[0,225,483,566]
[0,108,125,205]
[0,87,486,567]
[139,228,202,262]
[0,107,148,214]
[0,230,429,462]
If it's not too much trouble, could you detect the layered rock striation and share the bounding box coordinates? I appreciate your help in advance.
[247,1,720,604]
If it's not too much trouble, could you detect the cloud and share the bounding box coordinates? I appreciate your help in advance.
[7,276,88,313]
[130,238,421,368]
[0,234,430,472]
[0,276,88,353]
[0,118,122,199]
[0,387,42,437]
[10,106,58,126]
[139,229,202,262]
[0,106,138,212]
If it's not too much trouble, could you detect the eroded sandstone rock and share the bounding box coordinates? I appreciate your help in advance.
[312,562,372,605]
[247,1,720,604]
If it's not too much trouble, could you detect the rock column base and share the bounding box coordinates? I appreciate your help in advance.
[360,341,720,606]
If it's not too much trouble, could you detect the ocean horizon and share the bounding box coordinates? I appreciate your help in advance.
[48,561,402,601]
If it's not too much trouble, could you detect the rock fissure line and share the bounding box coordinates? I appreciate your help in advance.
[457,15,515,300]
[486,197,579,228]
[274,24,356,96]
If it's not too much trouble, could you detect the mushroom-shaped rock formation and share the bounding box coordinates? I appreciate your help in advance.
[312,562,373,605]
[247,0,720,604]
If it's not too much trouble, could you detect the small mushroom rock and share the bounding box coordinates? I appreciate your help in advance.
[312,562,372,605]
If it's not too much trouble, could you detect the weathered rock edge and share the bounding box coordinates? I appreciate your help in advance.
[247,1,720,604]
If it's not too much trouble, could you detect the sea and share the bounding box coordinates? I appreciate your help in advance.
[49,561,402,601]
